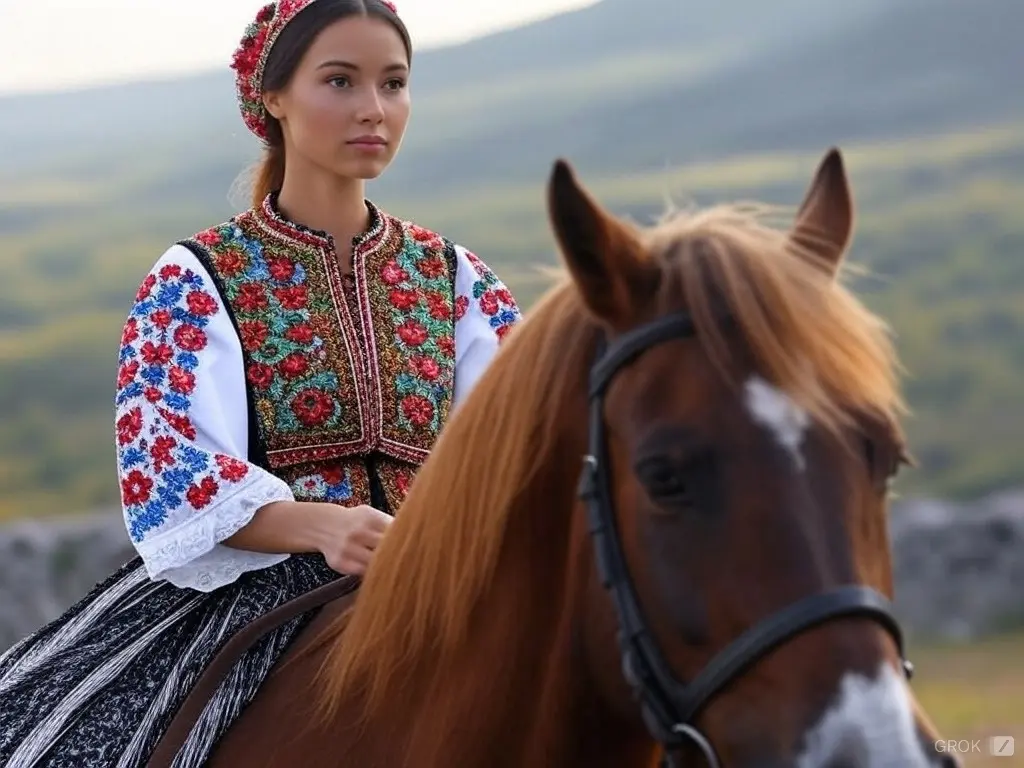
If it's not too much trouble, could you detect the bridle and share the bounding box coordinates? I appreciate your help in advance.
[577,312,913,768]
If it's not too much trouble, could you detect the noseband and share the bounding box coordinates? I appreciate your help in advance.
[577,312,913,768]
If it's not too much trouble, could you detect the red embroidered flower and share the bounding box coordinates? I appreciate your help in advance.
[291,389,335,427]
[397,320,428,347]
[407,223,442,250]
[136,274,156,301]
[187,476,219,509]
[121,318,139,346]
[285,323,314,344]
[396,470,411,496]
[216,454,249,482]
[186,290,218,316]
[117,360,139,388]
[121,470,153,506]
[414,356,441,381]
[161,408,197,440]
[159,264,182,281]
[381,260,409,285]
[268,257,296,282]
[389,288,419,310]
[418,257,446,279]
[454,295,469,321]
[401,394,434,427]
[239,320,269,351]
[256,4,275,24]
[237,282,268,311]
[216,249,247,276]
[497,324,514,341]
[437,335,455,358]
[140,341,174,366]
[321,465,346,486]
[274,285,307,310]
[144,387,163,403]
[173,323,208,352]
[248,362,274,389]
[151,309,173,329]
[277,352,309,379]
[426,292,451,319]
[479,290,499,316]
[117,407,143,445]
[151,436,177,472]
[168,366,196,395]
[195,229,222,246]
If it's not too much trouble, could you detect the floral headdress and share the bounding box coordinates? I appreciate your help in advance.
[231,0,400,143]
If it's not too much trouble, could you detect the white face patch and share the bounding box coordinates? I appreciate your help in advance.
[796,662,933,768]
[743,376,811,470]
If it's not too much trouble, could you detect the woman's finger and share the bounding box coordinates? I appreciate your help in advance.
[350,528,384,550]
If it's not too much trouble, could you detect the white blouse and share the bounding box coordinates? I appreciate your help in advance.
[114,241,520,592]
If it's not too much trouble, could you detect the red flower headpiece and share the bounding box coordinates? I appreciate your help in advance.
[230,0,400,143]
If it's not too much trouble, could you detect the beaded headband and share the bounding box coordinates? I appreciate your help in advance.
[231,0,400,142]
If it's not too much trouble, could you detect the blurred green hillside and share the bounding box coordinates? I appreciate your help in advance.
[0,0,1022,519]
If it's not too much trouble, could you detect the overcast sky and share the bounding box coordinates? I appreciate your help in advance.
[0,0,597,94]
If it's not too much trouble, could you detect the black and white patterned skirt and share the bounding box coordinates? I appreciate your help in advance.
[0,553,341,768]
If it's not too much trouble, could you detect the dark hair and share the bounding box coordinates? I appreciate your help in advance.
[251,0,413,206]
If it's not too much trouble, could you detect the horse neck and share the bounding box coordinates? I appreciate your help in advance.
[394,442,656,767]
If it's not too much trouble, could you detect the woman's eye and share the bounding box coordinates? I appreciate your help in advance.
[384,78,406,90]
[328,76,350,88]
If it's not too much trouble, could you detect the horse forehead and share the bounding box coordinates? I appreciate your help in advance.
[743,376,811,470]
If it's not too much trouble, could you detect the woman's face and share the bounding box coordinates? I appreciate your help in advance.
[263,15,411,181]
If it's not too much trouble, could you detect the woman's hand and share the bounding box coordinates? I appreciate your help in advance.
[225,500,392,575]
[315,504,393,575]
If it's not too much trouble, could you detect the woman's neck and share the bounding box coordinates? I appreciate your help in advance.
[275,168,370,258]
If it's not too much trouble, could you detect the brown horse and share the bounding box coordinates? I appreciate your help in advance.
[204,149,956,767]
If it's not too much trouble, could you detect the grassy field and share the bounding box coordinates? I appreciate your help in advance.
[912,631,1023,765]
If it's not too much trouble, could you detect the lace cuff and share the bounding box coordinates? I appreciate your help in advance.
[134,474,294,592]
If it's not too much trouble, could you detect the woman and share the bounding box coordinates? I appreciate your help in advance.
[0,1,521,766]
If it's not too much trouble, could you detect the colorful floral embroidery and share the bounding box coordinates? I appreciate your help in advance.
[116,264,250,542]
[189,216,367,468]
[231,0,316,142]
[365,224,457,448]
[289,463,355,503]
[274,457,411,515]
[189,201,459,476]
[463,249,521,340]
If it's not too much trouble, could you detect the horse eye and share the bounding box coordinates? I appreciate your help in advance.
[635,455,691,503]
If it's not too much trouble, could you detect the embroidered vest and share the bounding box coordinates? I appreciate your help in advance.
[179,195,458,515]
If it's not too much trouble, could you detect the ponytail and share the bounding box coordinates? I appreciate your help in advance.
[251,143,285,207]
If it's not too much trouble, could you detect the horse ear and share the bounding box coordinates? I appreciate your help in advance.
[547,159,652,325]
[790,147,854,277]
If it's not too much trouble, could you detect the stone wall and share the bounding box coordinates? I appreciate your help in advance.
[1,492,1022,653]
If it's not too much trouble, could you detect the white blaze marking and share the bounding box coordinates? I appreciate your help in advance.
[744,376,811,470]
[797,662,932,768]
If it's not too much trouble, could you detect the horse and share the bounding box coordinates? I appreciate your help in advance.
[193,148,956,767]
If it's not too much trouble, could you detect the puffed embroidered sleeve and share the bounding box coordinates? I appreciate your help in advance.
[452,244,522,405]
[115,244,295,592]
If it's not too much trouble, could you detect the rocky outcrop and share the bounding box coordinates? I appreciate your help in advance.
[1,492,1022,653]
[0,512,134,652]
[889,490,1024,641]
